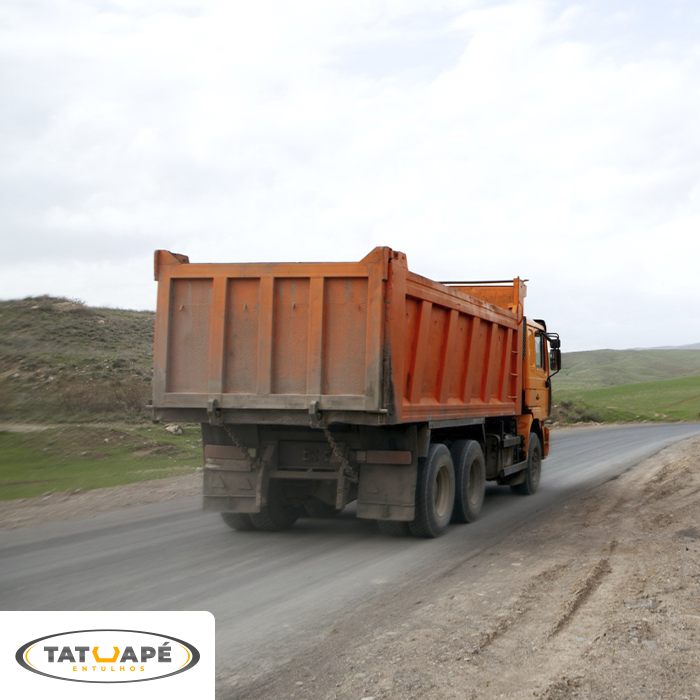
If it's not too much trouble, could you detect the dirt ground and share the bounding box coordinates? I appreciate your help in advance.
[0,469,202,530]
[233,434,700,700]
[2,433,699,699]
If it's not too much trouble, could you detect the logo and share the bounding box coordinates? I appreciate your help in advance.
[15,629,200,684]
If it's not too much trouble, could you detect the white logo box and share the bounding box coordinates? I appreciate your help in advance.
[2,611,214,699]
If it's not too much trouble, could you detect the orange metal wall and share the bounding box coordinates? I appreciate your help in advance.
[153,247,525,424]
[384,253,524,423]
[153,249,386,415]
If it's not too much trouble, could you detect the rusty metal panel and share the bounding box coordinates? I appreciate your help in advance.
[223,279,260,394]
[421,303,450,399]
[166,278,213,393]
[271,278,310,395]
[153,247,390,418]
[402,296,422,404]
[152,246,525,426]
[443,310,469,402]
[322,277,368,396]
[393,270,524,423]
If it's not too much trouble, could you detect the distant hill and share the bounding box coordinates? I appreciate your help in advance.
[553,346,700,423]
[0,296,154,422]
[1,295,698,424]
[555,348,700,392]
[647,342,700,350]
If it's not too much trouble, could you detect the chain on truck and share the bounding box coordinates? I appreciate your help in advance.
[151,247,561,538]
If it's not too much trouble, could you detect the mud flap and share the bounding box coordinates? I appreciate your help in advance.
[203,444,263,514]
[356,462,417,521]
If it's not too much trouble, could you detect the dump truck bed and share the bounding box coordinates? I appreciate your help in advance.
[152,247,525,427]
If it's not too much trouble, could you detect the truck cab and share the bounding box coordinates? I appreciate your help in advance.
[522,318,561,457]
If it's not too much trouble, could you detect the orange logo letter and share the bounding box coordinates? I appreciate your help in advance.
[92,647,120,663]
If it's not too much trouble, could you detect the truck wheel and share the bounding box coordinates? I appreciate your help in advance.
[220,512,257,531]
[249,481,300,531]
[511,434,541,495]
[409,443,455,538]
[450,440,486,523]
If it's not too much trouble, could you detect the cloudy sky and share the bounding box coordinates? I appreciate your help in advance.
[1,0,698,351]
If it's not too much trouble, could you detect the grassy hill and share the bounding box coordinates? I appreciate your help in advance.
[2,295,699,426]
[0,296,203,501]
[553,376,700,423]
[554,349,700,392]
[0,296,698,500]
[553,348,700,423]
[0,296,155,422]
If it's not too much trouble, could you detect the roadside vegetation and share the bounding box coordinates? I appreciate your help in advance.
[552,376,700,423]
[1,296,698,500]
[552,348,700,424]
[0,296,200,501]
[0,295,154,423]
[553,347,700,392]
[0,425,201,501]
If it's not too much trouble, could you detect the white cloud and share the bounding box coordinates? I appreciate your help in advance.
[1,0,699,349]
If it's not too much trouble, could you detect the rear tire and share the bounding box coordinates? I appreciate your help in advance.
[409,443,455,538]
[450,440,486,523]
[220,512,257,531]
[249,481,300,531]
[511,434,542,495]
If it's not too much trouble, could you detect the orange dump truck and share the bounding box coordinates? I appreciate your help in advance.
[152,247,561,537]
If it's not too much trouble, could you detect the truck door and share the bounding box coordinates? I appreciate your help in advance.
[524,325,549,421]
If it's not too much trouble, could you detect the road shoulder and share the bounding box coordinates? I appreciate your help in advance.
[226,435,700,700]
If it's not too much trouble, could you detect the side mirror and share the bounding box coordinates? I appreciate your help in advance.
[550,349,562,371]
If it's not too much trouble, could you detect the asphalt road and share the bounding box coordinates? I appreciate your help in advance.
[2,423,699,691]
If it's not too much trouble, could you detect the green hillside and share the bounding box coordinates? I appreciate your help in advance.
[0,296,201,501]
[0,296,155,422]
[1,296,698,428]
[553,375,700,424]
[551,347,700,424]
[0,296,697,499]
[555,349,700,392]
[0,424,202,501]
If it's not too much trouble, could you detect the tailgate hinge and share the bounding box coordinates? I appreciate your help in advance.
[207,398,223,426]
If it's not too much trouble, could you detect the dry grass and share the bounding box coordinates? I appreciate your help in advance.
[0,296,154,422]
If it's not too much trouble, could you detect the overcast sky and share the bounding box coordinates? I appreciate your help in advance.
[1,0,698,351]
